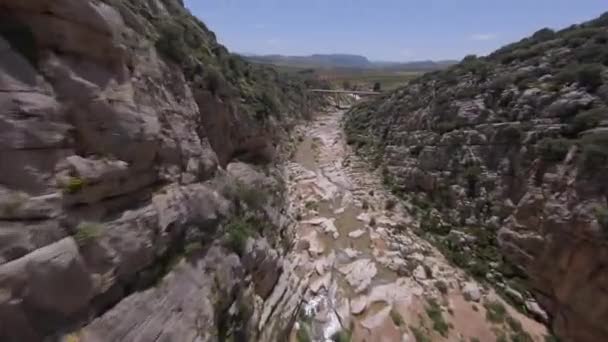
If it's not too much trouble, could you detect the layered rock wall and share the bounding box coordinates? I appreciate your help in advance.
[345,14,608,342]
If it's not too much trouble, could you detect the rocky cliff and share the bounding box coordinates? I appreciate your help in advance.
[345,13,608,342]
[0,0,332,341]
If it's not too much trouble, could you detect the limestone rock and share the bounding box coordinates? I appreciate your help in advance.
[243,238,282,299]
[351,295,368,315]
[462,282,482,302]
[338,259,377,293]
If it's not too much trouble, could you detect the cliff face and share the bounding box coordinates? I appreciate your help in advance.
[0,0,326,340]
[345,13,608,342]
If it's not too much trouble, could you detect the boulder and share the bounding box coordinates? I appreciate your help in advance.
[462,282,482,302]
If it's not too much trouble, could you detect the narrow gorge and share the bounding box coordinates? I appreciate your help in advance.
[0,0,606,342]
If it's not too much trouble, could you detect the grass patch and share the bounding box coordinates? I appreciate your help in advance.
[425,298,450,337]
[74,222,103,246]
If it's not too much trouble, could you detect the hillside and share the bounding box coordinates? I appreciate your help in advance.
[0,0,346,341]
[245,53,456,71]
[245,53,374,69]
[345,12,608,342]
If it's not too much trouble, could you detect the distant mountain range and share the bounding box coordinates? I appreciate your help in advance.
[242,53,457,71]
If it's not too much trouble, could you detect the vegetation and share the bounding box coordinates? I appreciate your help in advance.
[425,298,450,337]
[331,329,352,342]
[64,177,85,194]
[296,324,312,342]
[594,206,608,236]
[235,181,268,210]
[385,198,397,211]
[580,132,608,172]
[434,280,449,295]
[576,63,604,91]
[224,216,257,255]
[1,192,26,216]
[537,138,572,162]
[74,222,103,246]
[409,326,431,342]
[390,309,404,327]
[568,108,607,135]
[484,300,507,324]
[184,242,203,256]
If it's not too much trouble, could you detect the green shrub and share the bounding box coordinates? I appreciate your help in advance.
[184,242,203,256]
[464,165,482,182]
[331,329,352,342]
[434,280,449,295]
[74,222,103,246]
[496,332,509,342]
[235,182,268,210]
[296,323,312,342]
[426,299,450,337]
[555,64,580,86]
[385,198,397,211]
[544,334,561,342]
[532,28,556,42]
[390,309,404,326]
[225,217,255,255]
[537,138,572,162]
[484,300,507,323]
[255,90,280,118]
[506,315,523,332]
[470,261,490,279]
[510,331,534,342]
[204,67,229,96]
[569,108,607,135]
[305,201,319,211]
[410,326,431,342]
[580,132,608,172]
[155,21,189,64]
[577,64,604,91]
[64,177,85,194]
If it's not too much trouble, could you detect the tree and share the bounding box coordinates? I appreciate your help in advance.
[342,80,352,90]
[373,82,382,92]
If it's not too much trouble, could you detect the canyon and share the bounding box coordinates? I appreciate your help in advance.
[0,0,606,341]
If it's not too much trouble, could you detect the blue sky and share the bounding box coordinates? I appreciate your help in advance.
[184,0,606,61]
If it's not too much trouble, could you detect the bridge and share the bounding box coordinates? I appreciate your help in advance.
[308,89,382,96]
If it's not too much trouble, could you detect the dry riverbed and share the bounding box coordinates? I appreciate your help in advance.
[284,110,547,342]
